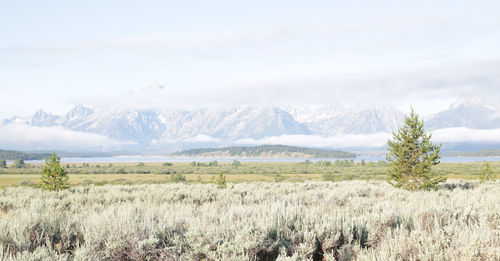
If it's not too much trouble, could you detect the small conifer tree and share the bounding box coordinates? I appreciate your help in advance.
[479,162,496,183]
[41,153,70,191]
[216,172,227,189]
[386,108,446,190]
[0,160,6,168]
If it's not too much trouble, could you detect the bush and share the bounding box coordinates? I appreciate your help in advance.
[208,160,218,167]
[232,160,242,167]
[0,160,6,168]
[170,173,186,183]
[14,159,26,168]
[117,168,127,174]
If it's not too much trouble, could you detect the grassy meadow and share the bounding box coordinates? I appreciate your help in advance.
[0,160,498,186]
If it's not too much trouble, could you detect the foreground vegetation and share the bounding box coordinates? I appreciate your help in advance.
[0,181,498,260]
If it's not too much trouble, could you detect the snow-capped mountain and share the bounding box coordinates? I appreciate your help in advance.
[426,99,500,130]
[1,105,402,145]
[286,106,404,135]
[157,107,311,140]
[2,98,499,152]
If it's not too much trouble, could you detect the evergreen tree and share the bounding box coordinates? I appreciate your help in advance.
[386,108,446,190]
[216,172,227,189]
[40,153,70,191]
[479,162,496,183]
[0,160,6,168]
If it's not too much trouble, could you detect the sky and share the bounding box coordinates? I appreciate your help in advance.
[1,0,500,118]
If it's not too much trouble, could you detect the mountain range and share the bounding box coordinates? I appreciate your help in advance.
[1,98,499,153]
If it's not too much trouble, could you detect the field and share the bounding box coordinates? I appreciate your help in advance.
[0,161,498,260]
[0,181,498,260]
[0,161,498,186]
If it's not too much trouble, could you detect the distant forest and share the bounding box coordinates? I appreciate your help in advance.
[0,149,110,160]
[448,148,500,157]
[0,149,51,160]
[172,145,356,158]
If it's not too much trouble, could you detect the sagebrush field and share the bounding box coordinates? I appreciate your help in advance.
[0,180,498,260]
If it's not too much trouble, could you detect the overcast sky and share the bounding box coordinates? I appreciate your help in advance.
[1,0,499,118]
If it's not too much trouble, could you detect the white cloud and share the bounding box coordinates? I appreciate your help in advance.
[76,58,500,117]
[0,124,130,151]
[432,127,500,144]
[236,133,391,149]
[181,134,221,143]
[233,127,500,149]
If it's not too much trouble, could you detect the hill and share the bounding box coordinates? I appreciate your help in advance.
[447,148,500,157]
[171,145,356,158]
[0,149,52,160]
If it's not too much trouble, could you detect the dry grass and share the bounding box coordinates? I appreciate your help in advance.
[1,161,496,186]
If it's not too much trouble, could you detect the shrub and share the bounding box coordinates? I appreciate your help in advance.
[386,108,446,190]
[40,153,70,191]
[208,160,218,167]
[14,159,25,168]
[315,160,331,167]
[117,168,127,174]
[170,173,186,183]
[232,160,242,167]
[479,162,496,183]
[162,162,173,166]
[137,162,145,167]
[0,160,6,168]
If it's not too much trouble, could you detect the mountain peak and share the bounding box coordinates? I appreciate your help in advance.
[65,104,94,120]
[450,98,499,111]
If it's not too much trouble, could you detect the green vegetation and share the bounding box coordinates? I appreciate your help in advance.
[40,153,70,191]
[0,161,497,187]
[448,148,500,157]
[215,172,227,188]
[480,162,496,183]
[172,144,356,158]
[0,149,51,160]
[231,160,241,167]
[0,160,6,168]
[169,172,186,183]
[0,181,497,260]
[387,109,446,190]
[14,159,26,169]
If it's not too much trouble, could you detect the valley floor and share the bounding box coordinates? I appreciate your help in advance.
[0,161,496,186]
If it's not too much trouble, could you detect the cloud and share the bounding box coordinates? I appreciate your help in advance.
[432,127,500,144]
[0,124,130,151]
[181,134,221,143]
[236,133,391,149]
[234,127,500,149]
[77,58,500,116]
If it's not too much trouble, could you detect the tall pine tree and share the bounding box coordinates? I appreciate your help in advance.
[386,108,446,190]
[41,153,70,191]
